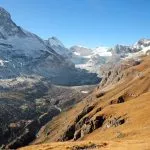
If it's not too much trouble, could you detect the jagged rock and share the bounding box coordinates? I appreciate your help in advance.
[73,130,81,140]
[62,124,75,141]
[99,58,143,88]
[110,96,125,105]
[38,108,60,126]
[96,107,102,113]
[74,115,105,140]
[93,116,105,130]
[75,105,94,123]
[80,122,94,138]
[96,92,105,98]
[117,96,125,103]
[106,117,125,128]
[75,117,90,130]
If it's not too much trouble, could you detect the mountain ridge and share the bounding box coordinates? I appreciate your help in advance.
[0,6,100,85]
[0,6,150,150]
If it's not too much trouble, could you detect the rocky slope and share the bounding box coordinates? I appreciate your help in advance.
[21,55,150,150]
[0,75,96,149]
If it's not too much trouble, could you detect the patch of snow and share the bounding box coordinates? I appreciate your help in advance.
[81,90,89,94]
[71,46,111,74]
[142,45,150,53]
[73,51,81,56]
[54,105,62,112]
[125,45,150,59]
[93,47,112,56]
[0,59,9,66]
[75,45,89,49]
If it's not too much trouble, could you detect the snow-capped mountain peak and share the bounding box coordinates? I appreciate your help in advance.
[69,45,112,74]
[93,46,112,56]
[45,37,70,56]
[70,45,93,57]
[47,36,65,48]
[0,7,100,85]
[133,38,150,49]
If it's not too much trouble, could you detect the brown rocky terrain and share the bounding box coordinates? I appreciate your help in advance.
[20,55,150,150]
[0,76,95,149]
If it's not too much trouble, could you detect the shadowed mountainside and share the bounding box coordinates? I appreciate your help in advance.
[0,75,96,149]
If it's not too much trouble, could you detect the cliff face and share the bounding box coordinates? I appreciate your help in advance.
[23,55,150,150]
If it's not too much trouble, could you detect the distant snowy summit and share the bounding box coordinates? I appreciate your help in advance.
[68,39,150,74]
[69,45,112,75]
[45,37,71,57]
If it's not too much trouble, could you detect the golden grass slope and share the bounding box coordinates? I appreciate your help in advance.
[19,56,150,150]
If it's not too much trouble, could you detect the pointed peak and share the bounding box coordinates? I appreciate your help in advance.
[0,7,11,19]
[47,37,65,48]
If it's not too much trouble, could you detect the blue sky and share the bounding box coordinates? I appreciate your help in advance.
[0,0,150,48]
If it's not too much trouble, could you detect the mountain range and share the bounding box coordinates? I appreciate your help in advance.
[0,6,150,83]
[0,7,100,86]
[0,6,150,150]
